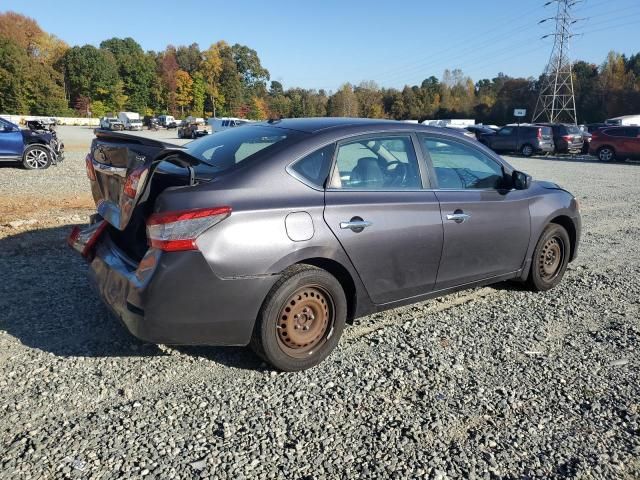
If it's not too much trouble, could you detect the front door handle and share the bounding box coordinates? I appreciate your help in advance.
[446,210,471,224]
[340,217,372,232]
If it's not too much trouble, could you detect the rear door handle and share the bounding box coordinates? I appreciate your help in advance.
[340,218,373,232]
[446,211,471,223]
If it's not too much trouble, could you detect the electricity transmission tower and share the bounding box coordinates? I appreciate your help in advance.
[532,0,581,124]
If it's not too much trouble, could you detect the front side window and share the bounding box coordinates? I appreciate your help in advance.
[498,127,513,136]
[330,136,421,190]
[421,136,505,190]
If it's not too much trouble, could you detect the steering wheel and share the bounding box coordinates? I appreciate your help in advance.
[384,160,408,187]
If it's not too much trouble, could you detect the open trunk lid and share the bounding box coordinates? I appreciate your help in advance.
[87,130,201,231]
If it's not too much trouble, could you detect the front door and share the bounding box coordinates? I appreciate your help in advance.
[0,119,23,158]
[419,134,531,290]
[323,134,443,305]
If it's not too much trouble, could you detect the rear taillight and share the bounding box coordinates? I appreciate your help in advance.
[67,220,107,258]
[562,135,572,142]
[146,207,231,252]
[123,166,146,199]
[537,128,542,140]
[85,154,96,181]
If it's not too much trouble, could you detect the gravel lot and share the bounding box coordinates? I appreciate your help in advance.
[1,127,639,479]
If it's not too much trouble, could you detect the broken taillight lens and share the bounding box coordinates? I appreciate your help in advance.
[123,166,146,199]
[85,154,96,181]
[146,207,231,252]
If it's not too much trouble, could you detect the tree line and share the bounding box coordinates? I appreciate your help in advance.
[1,11,639,124]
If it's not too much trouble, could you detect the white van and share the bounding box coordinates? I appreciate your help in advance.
[208,117,252,132]
[118,112,143,131]
[605,115,640,126]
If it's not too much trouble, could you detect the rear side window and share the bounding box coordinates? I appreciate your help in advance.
[421,136,505,190]
[289,145,334,188]
[567,125,581,134]
[498,127,513,136]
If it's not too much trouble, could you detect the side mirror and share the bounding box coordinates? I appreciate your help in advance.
[512,170,532,190]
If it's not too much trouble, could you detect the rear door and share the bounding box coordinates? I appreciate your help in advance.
[323,133,443,304]
[419,134,531,289]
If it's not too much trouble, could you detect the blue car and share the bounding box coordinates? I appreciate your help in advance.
[0,117,64,169]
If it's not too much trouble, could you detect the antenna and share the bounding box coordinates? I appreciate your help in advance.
[532,0,583,124]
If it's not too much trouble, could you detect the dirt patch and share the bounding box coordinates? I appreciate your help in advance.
[0,194,94,225]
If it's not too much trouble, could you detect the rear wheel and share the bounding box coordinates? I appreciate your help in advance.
[597,146,615,162]
[22,145,51,170]
[526,224,570,291]
[250,265,347,371]
[520,144,534,157]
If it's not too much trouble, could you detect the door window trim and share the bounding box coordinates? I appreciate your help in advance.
[416,133,513,192]
[326,132,431,191]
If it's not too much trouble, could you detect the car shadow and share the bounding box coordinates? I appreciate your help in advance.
[0,224,262,370]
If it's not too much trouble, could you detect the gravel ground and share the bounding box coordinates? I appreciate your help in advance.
[1,129,639,479]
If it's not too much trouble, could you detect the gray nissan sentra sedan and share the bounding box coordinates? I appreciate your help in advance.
[69,118,581,371]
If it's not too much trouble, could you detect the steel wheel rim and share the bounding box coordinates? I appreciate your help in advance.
[25,149,48,168]
[539,236,564,281]
[276,285,335,358]
[600,149,612,161]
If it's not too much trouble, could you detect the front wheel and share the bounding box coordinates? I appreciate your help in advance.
[22,145,51,170]
[250,265,347,371]
[526,224,571,291]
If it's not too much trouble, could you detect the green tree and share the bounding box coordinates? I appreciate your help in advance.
[100,37,156,113]
[63,45,120,109]
[176,43,202,74]
[191,71,206,116]
[328,83,358,117]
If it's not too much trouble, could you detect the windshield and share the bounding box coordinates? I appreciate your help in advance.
[185,125,295,171]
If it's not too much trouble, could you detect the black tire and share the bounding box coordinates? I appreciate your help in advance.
[597,146,615,162]
[526,223,571,291]
[520,144,534,157]
[22,145,51,170]
[250,265,347,371]
[191,130,197,139]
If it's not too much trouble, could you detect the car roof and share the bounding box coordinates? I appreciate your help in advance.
[260,117,425,133]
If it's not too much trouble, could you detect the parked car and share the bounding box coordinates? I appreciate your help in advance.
[69,118,581,371]
[99,117,125,131]
[479,124,554,156]
[589,126,640,162]
[177,118,209,139]
[535,123,583,154]
[208,117,252,132]
[466,125,498,140]
[0,116,64,169]
[585,123,607,133]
